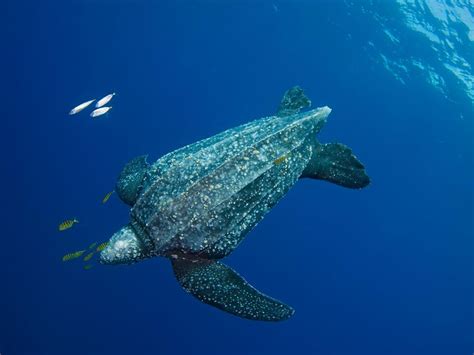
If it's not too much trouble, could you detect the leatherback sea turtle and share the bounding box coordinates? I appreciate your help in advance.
[100,87,370,321]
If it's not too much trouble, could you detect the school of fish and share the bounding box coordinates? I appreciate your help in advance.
[69,92,115,118]
[59,189,112,269]
[62,239,109,269]
[61,92,117,269]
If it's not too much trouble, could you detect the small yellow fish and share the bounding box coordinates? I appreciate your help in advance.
[62,250,85,262]
[88,242,98,250]
[83,252,95,262]
[274,155,287,165]
[83,264,94,270]
[102,190,115,204]
[96,242,108,252]
[58,219,79,231]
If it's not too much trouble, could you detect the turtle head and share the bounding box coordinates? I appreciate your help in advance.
[116,155,149,206]
[99,225,146,265]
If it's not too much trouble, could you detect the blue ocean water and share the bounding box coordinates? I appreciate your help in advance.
[2,1,473,354]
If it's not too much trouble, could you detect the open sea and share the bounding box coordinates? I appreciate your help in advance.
[3,1,473,354]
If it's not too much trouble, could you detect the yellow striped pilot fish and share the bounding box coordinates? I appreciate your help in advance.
[96,242,108,252]
[62,250,86,262]
[58,219,79,231]
[102,191,115,204]
[83,252,95,262]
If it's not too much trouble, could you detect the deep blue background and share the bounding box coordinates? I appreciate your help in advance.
[3,1,473,354]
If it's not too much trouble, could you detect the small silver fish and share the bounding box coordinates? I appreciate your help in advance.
[90,107,112,118]
[96,93,116,108]
[69,99,95,115]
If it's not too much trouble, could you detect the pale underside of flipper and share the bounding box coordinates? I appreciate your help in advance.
[171,257,294,321]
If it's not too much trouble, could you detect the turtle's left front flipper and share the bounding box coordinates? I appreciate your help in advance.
[171,257,294,321]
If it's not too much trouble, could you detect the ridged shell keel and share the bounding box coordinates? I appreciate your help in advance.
[132,107,330,256]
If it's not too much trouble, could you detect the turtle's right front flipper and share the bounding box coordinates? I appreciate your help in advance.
[171,257,294,321]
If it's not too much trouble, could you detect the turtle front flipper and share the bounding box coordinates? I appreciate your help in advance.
[171,257,294,321]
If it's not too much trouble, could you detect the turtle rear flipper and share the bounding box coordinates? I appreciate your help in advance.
[171,257,294,321]
[302,142,370,189]
[276,86,312,117]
